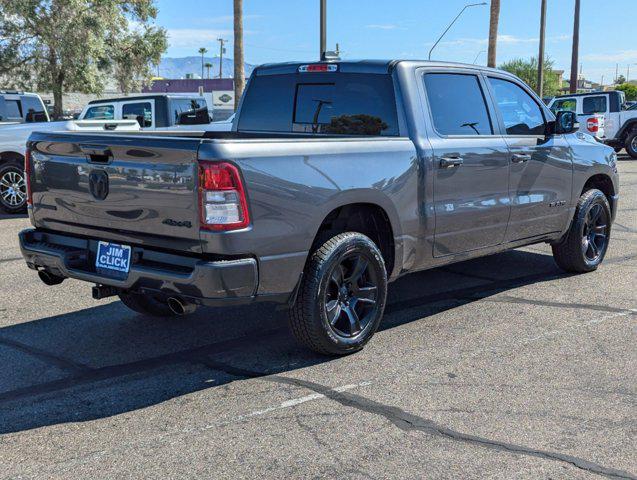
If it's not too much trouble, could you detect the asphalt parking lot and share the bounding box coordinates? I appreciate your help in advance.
[0,157,635,479]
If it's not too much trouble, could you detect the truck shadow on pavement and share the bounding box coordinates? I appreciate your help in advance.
[0,249,569,434]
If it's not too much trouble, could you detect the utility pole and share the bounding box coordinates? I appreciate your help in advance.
[320,0,327,60]
[217,38,226,78]
[537,0,547,97]
[615,63,619,83]
[233,0,245,110]
[569,0,580,93]
[487,0,500,68]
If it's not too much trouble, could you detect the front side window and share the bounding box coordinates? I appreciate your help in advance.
[582,96,607,115]
[488,77,546,135]
[551,98,576,114]
[84,105,114,120]
[423,73,493,136]
[122,102,152,127]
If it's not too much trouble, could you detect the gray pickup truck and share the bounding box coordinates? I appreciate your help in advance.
[20,60,619,355]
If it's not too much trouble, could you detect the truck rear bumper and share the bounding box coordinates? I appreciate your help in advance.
[19,229,259,306]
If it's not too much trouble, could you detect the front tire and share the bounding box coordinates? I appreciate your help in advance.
[552,189,611,273]
[289,232,388,356]
[0,160,27,213]
[626,132,637,159]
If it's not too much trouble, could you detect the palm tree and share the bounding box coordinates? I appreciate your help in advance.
[204,62,213,79]
[487,0,500,68]
[198,47,208,81]
[234,0,245,110]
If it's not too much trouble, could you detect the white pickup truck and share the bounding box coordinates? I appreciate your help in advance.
[0,119,140,213]
[549,90,637,158]
[1,94,233,213]
[78,94,234,132]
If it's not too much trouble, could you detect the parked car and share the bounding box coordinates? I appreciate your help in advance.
[0,91,49,125]
[20,60,618,355]
[0,119,140,213]
[78,94,233,132]
[548,91,637,157]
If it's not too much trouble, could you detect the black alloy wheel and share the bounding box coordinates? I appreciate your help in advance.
[324,253,380,339]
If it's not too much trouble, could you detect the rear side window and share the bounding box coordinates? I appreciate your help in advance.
[171,98,210,125]
[488,77,546,135]
[84,105,114,120]
[424,73,493,136]
[22,96,48,122]
[122,102,152,127]
[4,99,22,121]
[238,72,399,136]
[582,96,607,115]
[551,98,576,114]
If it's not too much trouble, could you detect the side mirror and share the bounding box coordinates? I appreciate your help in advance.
[554,110,579,134]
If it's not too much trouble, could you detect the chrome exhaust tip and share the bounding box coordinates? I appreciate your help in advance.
[38,270,65,286]
[167,297,196,316]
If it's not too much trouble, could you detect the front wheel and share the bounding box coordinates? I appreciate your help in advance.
[552,189,611,273]
[289,232,388,356]
[0,160,28,213]
[626,132,637,159]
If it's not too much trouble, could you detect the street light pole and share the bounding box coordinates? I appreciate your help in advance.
[320,0,327,60]
[537,0,547,97]
[428,2,487,61]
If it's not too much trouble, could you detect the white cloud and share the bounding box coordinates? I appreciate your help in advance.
[583,50,637,63]
[433,34,569,47]
[366,24,400,30]
[167,29,234,48]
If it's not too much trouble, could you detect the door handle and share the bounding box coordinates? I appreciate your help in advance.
[511,153,531,163]
[440,156,464,168]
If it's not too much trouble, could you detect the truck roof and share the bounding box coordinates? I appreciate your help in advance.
[553,91,622,99]
[87,94,205,105]
[254,59,509,76]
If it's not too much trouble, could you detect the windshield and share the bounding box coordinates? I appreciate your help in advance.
[238,72,399,136]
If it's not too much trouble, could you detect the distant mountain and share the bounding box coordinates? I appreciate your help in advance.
[157,56,255,80]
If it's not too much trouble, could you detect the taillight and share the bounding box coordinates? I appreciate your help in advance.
[198,161,249,231]
[24,148,32,206]
[587,117,599,133]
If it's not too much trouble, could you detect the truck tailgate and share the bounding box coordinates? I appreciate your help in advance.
[28,132,204,253]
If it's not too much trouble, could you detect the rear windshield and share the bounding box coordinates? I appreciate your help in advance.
[238,72,399,136]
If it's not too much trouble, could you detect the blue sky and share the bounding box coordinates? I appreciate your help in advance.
[155,0,637,83]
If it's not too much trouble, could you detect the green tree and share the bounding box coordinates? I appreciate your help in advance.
[0,0,167,118]
[616,74,626,85]
[499,56,561,97]
[616,83,637,101]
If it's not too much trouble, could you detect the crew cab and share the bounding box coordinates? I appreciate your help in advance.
[79,94,233,132]
[549,90,637,157]
[20,60,619,355]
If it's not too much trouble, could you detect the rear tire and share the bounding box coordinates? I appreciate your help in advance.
[626,132,637,159]
[551,189,611,273]
[289,232,387,356]
[119,291,177,317]
[0,159,27,213]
